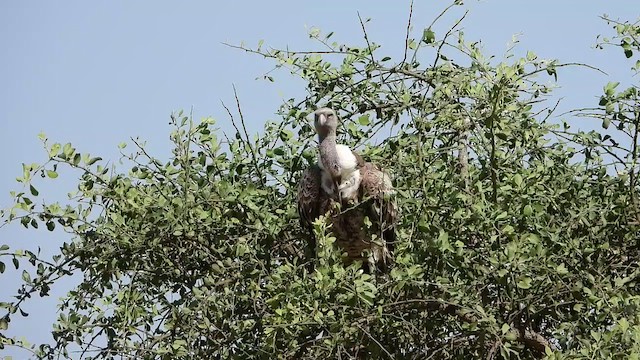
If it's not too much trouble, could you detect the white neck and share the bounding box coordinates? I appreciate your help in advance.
[318,144,358,175]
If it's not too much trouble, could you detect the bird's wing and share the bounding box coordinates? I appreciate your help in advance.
[359,162,398,252]
[297,164,334,271]
[297,165,322,232]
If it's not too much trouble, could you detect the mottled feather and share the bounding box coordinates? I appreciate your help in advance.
[359,163,398,256]
[297,158,397,273]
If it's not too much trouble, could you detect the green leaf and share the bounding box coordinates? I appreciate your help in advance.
[517,277,532,289]
[523,204,533,216]
[86,156,102,166]
[49,143,61,157]
[618,317,629,332]
[0,261,4,274]
[62,143,74,158]
[556,263,568,275]
[422,28,435,44]
[604,81,619,96]
[22,270,31,283]
[46,170,58,179]
[602,118,611,129]
[495,211,508,221]
[605,103,615,114]
[513,174,523,187]
[29,185,39,196]
[438,230,453,252]
[309,27,321,38]
[0,245,9,251]
[505,331,518,341]
[546,66,557,80]
[0,318,7,330]
[357,115,370,126]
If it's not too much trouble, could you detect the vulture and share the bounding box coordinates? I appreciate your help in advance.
[297,107,397,273]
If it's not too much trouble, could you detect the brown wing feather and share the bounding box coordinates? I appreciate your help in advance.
[359,162,398,263]
[297,165,322,232]
[297,164,332,269]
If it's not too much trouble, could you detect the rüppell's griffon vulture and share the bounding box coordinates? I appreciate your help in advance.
[297,107,397,273]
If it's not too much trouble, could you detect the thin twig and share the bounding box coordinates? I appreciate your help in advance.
[220,88,266,188]
[400,0,414,66]
[356,323,394,359]
[516,62,608,81]
[630,110,639,206]
[357,12,377,66]
[222,42,356,56]
[430,10,468,69]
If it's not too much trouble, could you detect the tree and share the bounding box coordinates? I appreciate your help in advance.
[1,4,639,359]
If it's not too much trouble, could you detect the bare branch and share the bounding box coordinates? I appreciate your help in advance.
[401,0,414,65]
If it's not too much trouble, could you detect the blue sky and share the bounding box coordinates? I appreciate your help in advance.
[1,1,637,357]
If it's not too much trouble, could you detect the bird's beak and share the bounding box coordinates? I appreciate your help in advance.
[318,114,327,126]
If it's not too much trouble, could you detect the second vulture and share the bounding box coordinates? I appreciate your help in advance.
[297,107,398,273]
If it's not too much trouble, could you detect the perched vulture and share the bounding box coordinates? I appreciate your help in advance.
[297,107,397,273]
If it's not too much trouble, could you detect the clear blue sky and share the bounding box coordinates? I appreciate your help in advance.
[1,1,637,358]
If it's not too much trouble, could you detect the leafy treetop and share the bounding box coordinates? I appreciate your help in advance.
[1,4,639,360]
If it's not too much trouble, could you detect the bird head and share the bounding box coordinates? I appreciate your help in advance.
[314,107,339,138]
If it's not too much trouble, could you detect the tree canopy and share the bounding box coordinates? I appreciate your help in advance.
[1,4,639,359]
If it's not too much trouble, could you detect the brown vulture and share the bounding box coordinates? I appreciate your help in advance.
[297,107,397,273]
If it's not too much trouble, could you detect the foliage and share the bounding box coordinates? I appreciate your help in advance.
[1,4,639,359]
